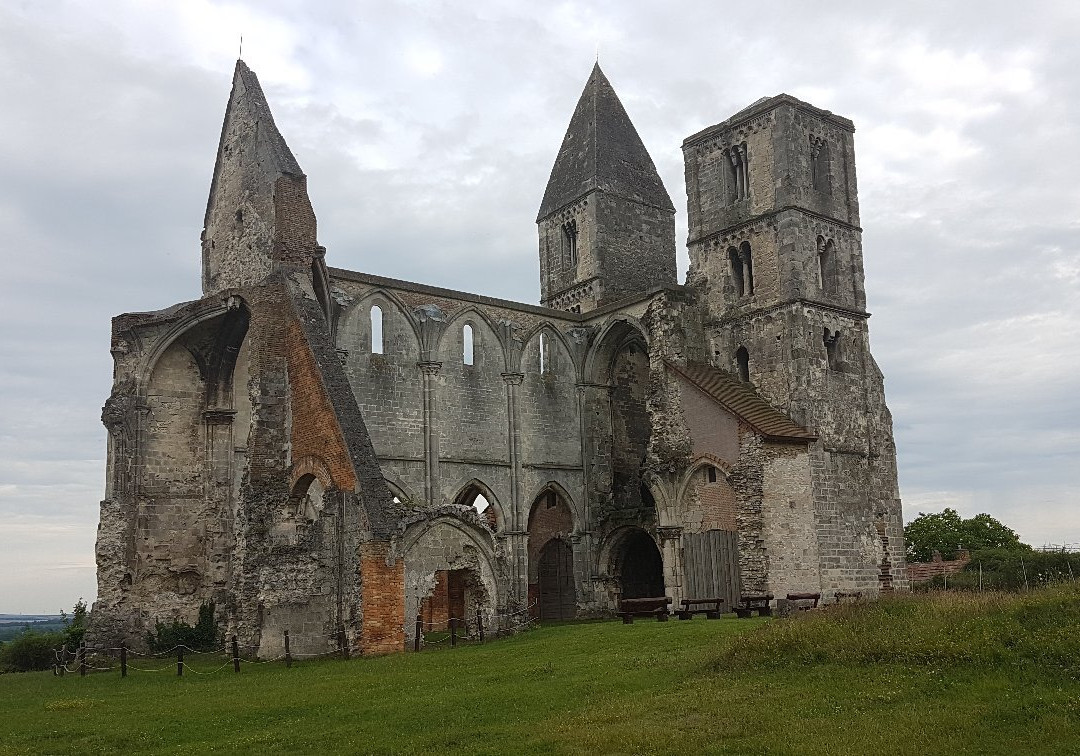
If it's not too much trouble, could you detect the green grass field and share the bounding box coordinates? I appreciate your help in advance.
[2,586,1080,755]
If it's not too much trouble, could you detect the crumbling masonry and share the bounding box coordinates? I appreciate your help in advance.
[90,61,907,655]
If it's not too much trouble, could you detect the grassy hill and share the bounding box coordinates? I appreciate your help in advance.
[1,584,1078,754]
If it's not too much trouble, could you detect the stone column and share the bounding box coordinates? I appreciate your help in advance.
[501,371,527,606]
[657,526,684,606]
[418,361,442,507]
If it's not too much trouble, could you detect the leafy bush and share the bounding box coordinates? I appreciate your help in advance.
[146,602,219,653]
[0,631,65,673]
[0,599,92,673]
[716,582,1080,675]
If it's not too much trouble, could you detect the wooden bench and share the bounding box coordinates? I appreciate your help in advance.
[619,596,672,623]
[734,594,773,618]
[785,592,821,611]
[677,597,724,620]
[834,591,863,604]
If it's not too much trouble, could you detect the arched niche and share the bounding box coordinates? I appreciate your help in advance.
[602,526,665,600]
[526,486,576,619]
[519,326,581,469]
[401,517,500,646]
[435,310,508,460]
[339,291,423,459]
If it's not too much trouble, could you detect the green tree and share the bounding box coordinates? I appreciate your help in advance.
[905,508,1029,562]
[60,598,88,648]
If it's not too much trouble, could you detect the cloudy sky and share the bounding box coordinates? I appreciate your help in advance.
[1,1,1077,613]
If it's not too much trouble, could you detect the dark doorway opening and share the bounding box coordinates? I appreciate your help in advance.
[538,538,576,621]
[617,529,665,599]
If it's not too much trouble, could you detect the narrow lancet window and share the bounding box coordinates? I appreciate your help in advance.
[539,332,547,374]
[563,219,578,266]
[736,346,750,382]
[729,247,745,297]
[463,324,474,366]
[810,135,831,192]
[824,328,842,371]
[370,305,383,354]
[726,142,750,202]
[740,241,755,295]
[817,236,837,295]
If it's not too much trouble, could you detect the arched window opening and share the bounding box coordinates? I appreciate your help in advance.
[736,346,750,382]
[810,135,831,193]
[817,237,837,295]
[463,324,474,366]
[539,332,547,374]
[824,328,842,371]
[725,142,749,202]
[728,247,745,297]
[563,219,578,266]
[370,305,383,354]
[740,240,755,295]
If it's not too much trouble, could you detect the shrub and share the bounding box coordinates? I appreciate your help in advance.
[0,631,65,673]
[146,602,219,653]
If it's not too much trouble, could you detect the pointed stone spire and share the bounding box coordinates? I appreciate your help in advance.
[201,60,319,296]
[536,65,677,312]
[537,63,674,222]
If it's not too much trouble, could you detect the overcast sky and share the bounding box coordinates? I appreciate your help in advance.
[1,1,1077,613]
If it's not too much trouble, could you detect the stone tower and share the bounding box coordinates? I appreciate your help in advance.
[201,60,331,312]
[682,95,907,593]
[537,63,676,313]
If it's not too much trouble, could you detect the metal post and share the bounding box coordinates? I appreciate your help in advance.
[59,645,66,676]
[121,643,128,678]
[476,608,484,643]
[414,616,423,652]
[79,643,87,677]
[284,630,292,668]
[177,647,184,676]
[338,626,350,660]
[232,636,240,673]
[450,617,457,648]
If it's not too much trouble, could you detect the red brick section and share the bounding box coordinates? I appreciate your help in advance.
[420,570,468,631]
[359,541,405,654]
[907,550,971,583]
[285,316,357,492]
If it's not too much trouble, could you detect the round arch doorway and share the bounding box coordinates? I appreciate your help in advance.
[537,538,576,621]
[615,528,665,599]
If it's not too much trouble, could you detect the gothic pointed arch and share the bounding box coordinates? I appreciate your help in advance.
[450,478,506,533]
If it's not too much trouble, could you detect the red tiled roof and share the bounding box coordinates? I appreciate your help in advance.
[668,361,817,443]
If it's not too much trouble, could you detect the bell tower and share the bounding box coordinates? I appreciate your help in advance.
[537,64,676,313]
[682,94,907,592]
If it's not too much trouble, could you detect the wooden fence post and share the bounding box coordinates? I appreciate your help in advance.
[79,643,87,677]
[414,616,423,652]
[450,617,457,648]
[232,635,240,673]
[284,630,292,668]
[120,643,127,678]
[177,647,184,676]
[476,609,484,643]
[58,645,66,676]
[338,626,350,660]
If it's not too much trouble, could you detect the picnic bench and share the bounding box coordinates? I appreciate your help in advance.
[619,596,672,623]
[734,594,773,618]
[785,592,821,611]
[677,597,724,620]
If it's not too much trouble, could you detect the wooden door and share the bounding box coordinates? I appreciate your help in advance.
[538,539,576,620]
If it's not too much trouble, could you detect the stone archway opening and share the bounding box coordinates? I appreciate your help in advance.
[527,488,576,620]
[418,565,489,634]
[613,528,665,599]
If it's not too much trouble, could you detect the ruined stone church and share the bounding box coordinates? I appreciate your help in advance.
[90,60,907,655]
